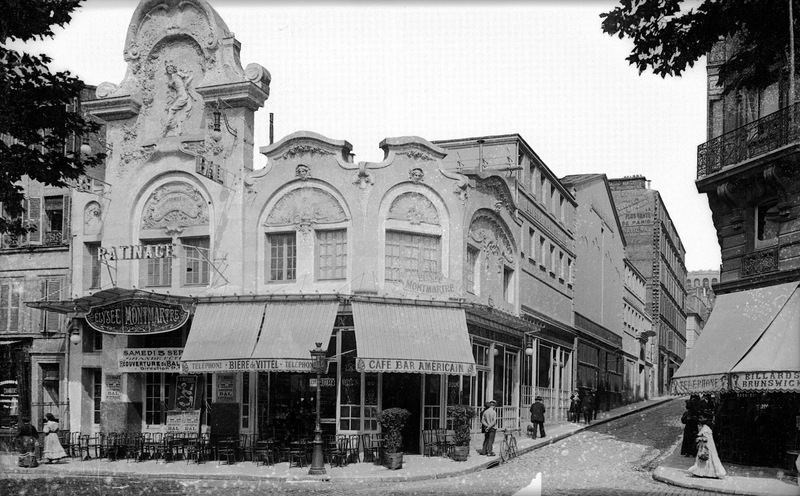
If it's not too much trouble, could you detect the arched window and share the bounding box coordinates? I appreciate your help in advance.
[384,191,443,282]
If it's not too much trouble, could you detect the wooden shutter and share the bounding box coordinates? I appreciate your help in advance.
[0,283,8,332]
[26,197,43,245]
[61,194,70,242]
[40,279,61,332]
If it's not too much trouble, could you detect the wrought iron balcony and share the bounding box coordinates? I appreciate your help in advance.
[697,103,800,179]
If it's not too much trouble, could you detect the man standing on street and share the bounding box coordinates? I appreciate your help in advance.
[530,396,546,439]
[481,399,497,456]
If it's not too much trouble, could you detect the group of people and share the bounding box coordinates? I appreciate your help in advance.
[681,393,726,479]
[568,389,600,424]
[14,412,68,468]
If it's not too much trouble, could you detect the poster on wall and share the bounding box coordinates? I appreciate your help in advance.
[174,375,200,411]
[217,374,235,402]
[105,374,122,402]
[117,348,183,373]
[165,409,201,434]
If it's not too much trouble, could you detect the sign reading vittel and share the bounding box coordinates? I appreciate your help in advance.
[86,299,189,334]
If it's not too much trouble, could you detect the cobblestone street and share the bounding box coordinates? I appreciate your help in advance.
[2,399,732,495]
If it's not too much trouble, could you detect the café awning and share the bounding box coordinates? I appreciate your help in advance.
[671,281,800,395]
[180,302,266,373]
[352,299,476,376]
[249,300,339,372]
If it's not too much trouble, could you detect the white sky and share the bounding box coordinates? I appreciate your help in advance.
[12,0,719,271]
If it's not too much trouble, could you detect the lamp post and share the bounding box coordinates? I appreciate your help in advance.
[308,342,327,475]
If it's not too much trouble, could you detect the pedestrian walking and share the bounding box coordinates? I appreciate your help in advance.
[688,414,726,479]
[529,396,546,439]
[582,390,595,424]
[568,391,581,423]
[680,395,701,457]
[42,413,67,463]
[481,399,497,456]
[592,388,601,420]
[15,416,39,468]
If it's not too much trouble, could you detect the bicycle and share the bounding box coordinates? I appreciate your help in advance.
[498,428,519,462]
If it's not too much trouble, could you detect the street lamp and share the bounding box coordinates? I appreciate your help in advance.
[308,342,327,475]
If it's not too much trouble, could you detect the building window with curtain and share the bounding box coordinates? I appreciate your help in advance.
[267,232,296,282]
[0,279,21,333]
[316,229,347,280]
[182,237,210,286]
[385,231,440,281]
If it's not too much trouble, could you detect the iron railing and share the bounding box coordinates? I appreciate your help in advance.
[697,103,800,179]
[740,246,780,277]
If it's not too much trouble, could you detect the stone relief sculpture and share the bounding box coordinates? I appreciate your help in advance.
[264,187,348,235]
[408,168,425,183]
[387,192,440,226]
[141,182,209,235]
[162,61,195,137]
[468,214,515,273]
[84,202,103,235]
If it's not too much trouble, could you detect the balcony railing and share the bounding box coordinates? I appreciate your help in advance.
[740,246,779,277]
[697,103,800,179]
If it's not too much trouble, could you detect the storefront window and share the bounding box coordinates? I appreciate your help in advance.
[364,373,379,431]
[503,350,517,406]
[91,369,101,424]
[423,374,441,430]
[145,372,177,425]
[339,330,361,431]
[537,345,552,388]
[241,373,250,430]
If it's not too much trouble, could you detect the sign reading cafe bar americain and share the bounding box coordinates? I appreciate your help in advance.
[86,299,190,334]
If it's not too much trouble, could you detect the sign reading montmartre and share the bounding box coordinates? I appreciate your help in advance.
[87,299,189,334]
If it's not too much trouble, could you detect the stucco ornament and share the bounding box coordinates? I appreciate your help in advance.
[278,144,335,161]
[476,177,513,215]
[388,193,440,226]
[296,164,312,180]
[468,214,514,273]
[141,182,209,235]
[162,61,196,137]
[439,168,470,203]
[84,202,103,235]
[264,188,348,235]
[408,168,425,183]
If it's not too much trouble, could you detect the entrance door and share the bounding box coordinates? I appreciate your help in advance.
[382,373,421,454]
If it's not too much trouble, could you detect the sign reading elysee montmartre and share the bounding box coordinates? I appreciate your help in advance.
[86,299,189,334]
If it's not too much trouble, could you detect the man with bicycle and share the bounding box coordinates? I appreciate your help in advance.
[481,399,497,456]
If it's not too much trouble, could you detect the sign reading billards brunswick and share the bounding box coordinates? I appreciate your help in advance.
[86,299,190,335]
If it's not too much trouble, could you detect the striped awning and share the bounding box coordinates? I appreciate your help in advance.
[352,300,476,376]
[180,302,266,373]
[671,281,800,394]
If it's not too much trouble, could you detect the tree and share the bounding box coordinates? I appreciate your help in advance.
[600,0,798,94]
[0,0,104,237]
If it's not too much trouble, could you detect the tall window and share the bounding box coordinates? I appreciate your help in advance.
[503,266,514,303]
[385,231,441,281]
[316,230,347,280]
[529,229,536,262]
[539,236,546,266]
[183,237,210,286]
[91,369,102,424]
[241,373,250,430]
[0,280,21,333]
[549,244,556,274]
[267,232,296,282]
[559,252,565,280]
[145,372,177,425]
[40,278,61,332]
[43,196,68,246]
[144,240,172,287]
[423,374,441,430]
[86,243,101,289]
[466,245,479,294]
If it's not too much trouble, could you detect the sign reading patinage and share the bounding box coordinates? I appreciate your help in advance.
[356,358,476,376]
[97,243,175,261]
[105,374,122,401]
[166,409,201,435]
[118,348,183,373]
[87,299,189,334]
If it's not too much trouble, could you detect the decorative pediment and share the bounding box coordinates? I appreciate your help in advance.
[388,193,440,226]
[468,213,515,273]
[264,188,348,234]
[141,182,208,234]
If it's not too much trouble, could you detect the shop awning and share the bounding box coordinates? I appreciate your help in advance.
[352,300,476,376]
[180,302,266,373]
[249,300,339,372]
[671,281,800,395]
[729,284,800,393]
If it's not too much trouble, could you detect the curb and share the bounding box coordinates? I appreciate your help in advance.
[1,398,677,484]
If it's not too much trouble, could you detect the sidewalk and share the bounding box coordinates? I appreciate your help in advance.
[654,441,800,496]
[0,396,673,483]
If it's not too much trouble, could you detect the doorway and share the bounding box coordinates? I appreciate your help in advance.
[382,373,421,454]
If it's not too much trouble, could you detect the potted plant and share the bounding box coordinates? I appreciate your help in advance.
[447,404,476,461]
[376,407,410,469]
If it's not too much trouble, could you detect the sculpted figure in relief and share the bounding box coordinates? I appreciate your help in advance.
[163,61,195,137]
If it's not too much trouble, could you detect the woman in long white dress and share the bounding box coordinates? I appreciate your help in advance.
[42,413,67,463]
[688,415,726,479]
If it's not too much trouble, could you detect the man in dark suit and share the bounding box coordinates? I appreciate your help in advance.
[529,396,546,439]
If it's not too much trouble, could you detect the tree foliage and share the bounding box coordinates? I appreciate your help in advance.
[601,0,799,92]
[0,0,104,236]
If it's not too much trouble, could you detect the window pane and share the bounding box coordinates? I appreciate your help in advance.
[267,233,296,282]
[143,240,172,287]
[385,231,440,281]
[317,230,347,280]
[183,237,210,286]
